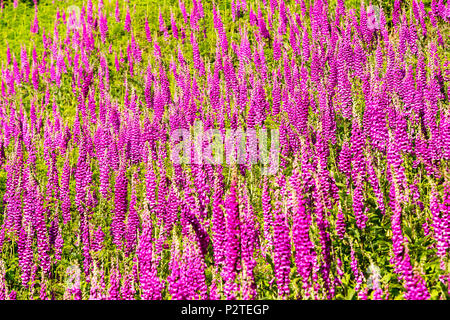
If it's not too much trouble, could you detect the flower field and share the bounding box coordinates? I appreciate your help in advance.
[0,0,449,300]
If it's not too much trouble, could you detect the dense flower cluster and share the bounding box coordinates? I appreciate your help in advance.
[0,0,448,300]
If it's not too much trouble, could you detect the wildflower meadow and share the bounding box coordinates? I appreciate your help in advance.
[0,0,449,301]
